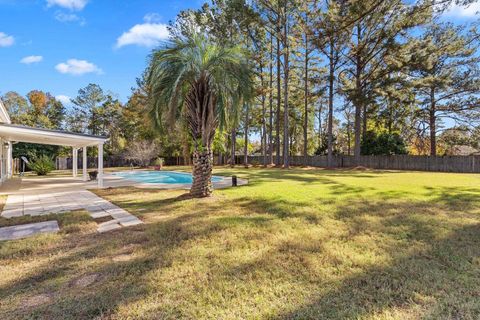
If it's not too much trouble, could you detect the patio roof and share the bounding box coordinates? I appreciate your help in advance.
[0,123,108,147]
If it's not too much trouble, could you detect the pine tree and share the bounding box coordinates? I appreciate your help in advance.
[408,23,480,155]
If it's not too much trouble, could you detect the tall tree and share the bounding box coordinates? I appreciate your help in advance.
[2,91,65,158]
[148,34,253,197]
[408,23,480,155]
[316,0,348,166]
[69,84,107,135]
[342,0,430,162]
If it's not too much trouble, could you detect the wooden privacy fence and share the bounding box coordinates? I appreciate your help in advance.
[55,156,132,170]
[54,155,480,173]
[55,156,195,169]
[239,155,480,173]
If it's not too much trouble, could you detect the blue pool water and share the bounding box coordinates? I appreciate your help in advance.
[114,171,223,184]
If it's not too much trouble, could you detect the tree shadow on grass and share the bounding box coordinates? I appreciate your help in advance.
[423,186,480,211]
[221,197,480,319]
[232,196,322,223]
[0,193,231,319]
[3,183,480,319]
[214,167,390,186]
[273,222,480,319]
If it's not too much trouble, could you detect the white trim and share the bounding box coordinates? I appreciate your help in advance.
[0,124,107,147]
[0,99,11,124]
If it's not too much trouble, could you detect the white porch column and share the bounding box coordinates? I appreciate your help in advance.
[0,139,4,182]
[82,146,88,181]
[7,142,12,178]
[72,147,78,178]
[98,143,104,188]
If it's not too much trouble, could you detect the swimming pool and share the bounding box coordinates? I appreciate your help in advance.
[113,171,224,184]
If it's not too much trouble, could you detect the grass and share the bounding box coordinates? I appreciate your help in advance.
[1,167,480,319]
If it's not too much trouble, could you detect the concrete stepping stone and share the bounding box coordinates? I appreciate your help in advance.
[0,221,59,241]
[2,208,24,218]
[97,220,122,233]
[90,210,111,219]
[117,217,143,227]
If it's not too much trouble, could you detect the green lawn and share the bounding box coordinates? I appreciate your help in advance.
[1,167,480,319]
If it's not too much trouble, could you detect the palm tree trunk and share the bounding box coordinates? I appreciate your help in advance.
[191,149,213,197]
[230,129,236,167]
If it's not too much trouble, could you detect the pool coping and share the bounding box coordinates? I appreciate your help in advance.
[105,170,248,190]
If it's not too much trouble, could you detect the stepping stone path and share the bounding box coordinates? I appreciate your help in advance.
[0,220,59,241]
[1,190,142,234]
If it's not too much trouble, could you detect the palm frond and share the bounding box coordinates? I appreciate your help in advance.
[147,33,254,146]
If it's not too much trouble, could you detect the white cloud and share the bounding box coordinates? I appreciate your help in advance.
[20,55,43,64]
[143,13,162,23]
[54,11,85,25]
[116,23,169,48]
[55,59,103,76]
[443,2,480,18]
[56,95,71,104]
[46,0,88,11]
[0,32,14,47]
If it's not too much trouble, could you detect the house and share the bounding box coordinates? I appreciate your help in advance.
[0,99,108,187]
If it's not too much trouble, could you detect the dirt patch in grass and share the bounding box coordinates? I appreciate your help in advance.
[93,216,114,223]
[23,293,52,308]
[70,273,101,289]
[112,254,136,262]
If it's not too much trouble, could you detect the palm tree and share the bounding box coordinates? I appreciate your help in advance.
[148,34,253,197]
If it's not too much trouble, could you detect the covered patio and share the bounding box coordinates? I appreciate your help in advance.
[0,123,108,188]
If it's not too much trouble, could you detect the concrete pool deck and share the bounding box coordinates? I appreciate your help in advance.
[0,171,247,195]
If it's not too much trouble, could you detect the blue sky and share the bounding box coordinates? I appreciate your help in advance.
[0,0,478,108]
[0,0,201,105]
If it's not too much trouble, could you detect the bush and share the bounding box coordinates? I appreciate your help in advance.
[250,159,260,166]
[153,158,164,166]
[28,155,55,176]
[361,131,408,155]
[124,140,160,167]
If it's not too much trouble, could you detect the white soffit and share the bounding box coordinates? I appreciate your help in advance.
[0,124,108,147]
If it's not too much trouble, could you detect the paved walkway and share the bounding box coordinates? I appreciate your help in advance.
[0,170,243,240]
[1,189,142,234]
[0,221,59,241]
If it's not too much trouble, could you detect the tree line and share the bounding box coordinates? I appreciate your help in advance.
[165,0,480,167]
[2,0,480,167]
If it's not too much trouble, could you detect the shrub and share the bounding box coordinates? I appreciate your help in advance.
[153,158,164,166]
[124,140,160,167]
[361,131,408,155]
[28,155,55,176]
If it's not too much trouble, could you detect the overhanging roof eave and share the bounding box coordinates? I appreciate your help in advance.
[0,123,108,147]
